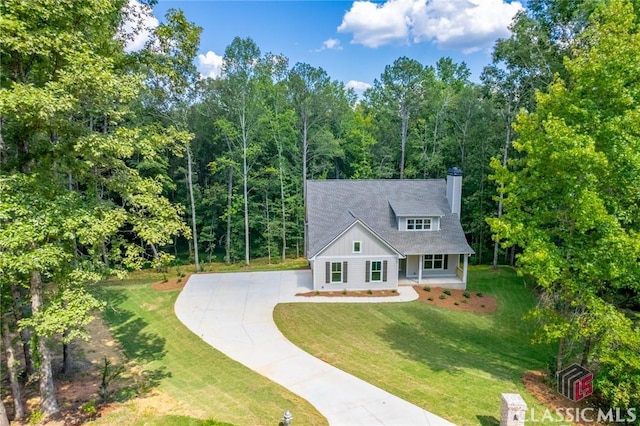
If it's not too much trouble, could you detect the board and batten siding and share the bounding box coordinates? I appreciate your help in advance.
[312,222,399,290]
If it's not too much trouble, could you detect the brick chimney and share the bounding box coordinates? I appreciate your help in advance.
[446,167,463,217]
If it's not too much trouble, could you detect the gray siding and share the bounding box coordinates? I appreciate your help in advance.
[314,257,398,291]
[312,222,399,290]
[318,223,395,257]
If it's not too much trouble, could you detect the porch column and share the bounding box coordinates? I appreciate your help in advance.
[463,254,469,285]
[418,254,423,284]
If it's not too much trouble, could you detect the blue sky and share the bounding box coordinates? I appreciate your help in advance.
[130,0,525,92]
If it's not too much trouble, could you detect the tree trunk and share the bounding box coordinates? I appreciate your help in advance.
[580,338,592,367]
[30,271,60,417]
[0,399,9,426]
[556,336,566,374]
[493,108,512,269]
[62,328,71,375]
[186,146,200,272]
[225,166,233,264]
[265,191,271,264]
[279,152,287,262]
[2,317,25,420]
[10,282,34,376]
[242,138,250,266]
[150,243,160,272]
[400,111,408,180]
[302,118,309,257]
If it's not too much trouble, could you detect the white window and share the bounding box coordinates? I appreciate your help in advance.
[407,218,432,231]
[353,241,362,253]
[424,254,446,270]
[331,262,342,283]
[370,261,382,281]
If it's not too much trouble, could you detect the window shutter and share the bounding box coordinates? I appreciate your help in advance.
[343,261,348,283]
[444,255,449,269]
[365,261,370,282]
[325,262,330,283]
[382,260,388,282]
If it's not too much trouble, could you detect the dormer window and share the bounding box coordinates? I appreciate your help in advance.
[407,218,432,231]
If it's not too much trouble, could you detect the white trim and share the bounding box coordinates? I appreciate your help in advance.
[370,260,383,282]
[317,254,397,260]
[330,261,342,283]
[406,217,432,231]
[309,219,403,260]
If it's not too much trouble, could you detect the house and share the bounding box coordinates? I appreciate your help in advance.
[306,168,474,291]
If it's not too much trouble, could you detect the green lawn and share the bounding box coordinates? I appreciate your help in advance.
[274,266,555,425]
[92,275,326,426]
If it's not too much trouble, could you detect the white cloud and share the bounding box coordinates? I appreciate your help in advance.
[338,0,414,47]
[120,0,159,53]
[346,80,372,91]
[338,0,523,52]
[198,51,224,79]
[314,38,343,52]
[323,38,343,50]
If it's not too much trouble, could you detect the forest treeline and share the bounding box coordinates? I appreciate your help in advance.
[1,0,638,421]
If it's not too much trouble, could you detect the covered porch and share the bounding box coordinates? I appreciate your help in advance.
[398,253,470,289]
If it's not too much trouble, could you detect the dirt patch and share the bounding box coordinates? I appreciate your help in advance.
[522,370,604,425]
[412,286,497,314]
[296,289,400,298]
[151,273,192,291]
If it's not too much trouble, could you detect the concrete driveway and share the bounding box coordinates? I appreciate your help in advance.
[174,270,455,426]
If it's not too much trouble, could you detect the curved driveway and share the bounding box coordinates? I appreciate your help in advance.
[175,270,455,426]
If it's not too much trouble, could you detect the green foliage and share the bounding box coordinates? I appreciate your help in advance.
[443,289,451,296]
[488,0,640,408]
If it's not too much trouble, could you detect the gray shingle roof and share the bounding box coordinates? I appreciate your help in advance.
[306,179,475,258]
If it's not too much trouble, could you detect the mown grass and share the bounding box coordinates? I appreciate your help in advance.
[92,266,326,426]
[274,266,555,425]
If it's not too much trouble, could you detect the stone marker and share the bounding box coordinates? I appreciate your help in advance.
[500,393,527,426]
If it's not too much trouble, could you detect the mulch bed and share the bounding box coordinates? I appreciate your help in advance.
[295,286,497,314]
[295,289,400,298]
[412,285,497,314]
[151,274,191,291]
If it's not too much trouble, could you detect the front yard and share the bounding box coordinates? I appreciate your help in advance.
[274,266,555,425]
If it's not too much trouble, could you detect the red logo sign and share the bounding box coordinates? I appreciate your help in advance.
[558,364,593,402]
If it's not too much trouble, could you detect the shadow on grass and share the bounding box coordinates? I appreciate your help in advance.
[378,303,546,382]
[98,287,168,364]
[477,415,500,425]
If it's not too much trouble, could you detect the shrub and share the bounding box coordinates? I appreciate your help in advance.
[342,288,347,295]
[29,410,44,425]
[314,290,320,296]
[439,294,446,300]
[476,292,483,297]
[367,289,373,295]
[443,289,451,296]
[422,286,431,292]
[391,289,397,293]
[461,299,467,304]
[177,278,182,283]
[481,304,486,308]
[427,297,434,301]
[81,399,97,416]
[454,302,459,306]
[463,291,471,298]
